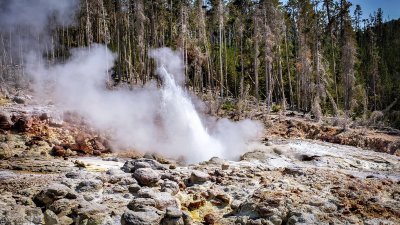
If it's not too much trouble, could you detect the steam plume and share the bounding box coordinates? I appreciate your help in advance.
[3,0,263,163]
[28,46,263,163]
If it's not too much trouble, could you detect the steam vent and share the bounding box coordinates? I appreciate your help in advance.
[0,0,399,224]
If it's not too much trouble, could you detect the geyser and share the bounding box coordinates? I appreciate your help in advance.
[28,45,263,163]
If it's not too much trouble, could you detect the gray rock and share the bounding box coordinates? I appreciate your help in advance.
[44,209,59,225]
[12,96,26,104]
[364,218,396,225]
[153,192,179,210]
[65,171,81,179]
[121,210,163,225]
[34,184,75,206]
[74,201,109,225]
[118,176,137,186]
[190,170,210,184]
[165,207,182,218]
[76,180,103,192]
[161,215,184,225]
[0,112,12,130]
[161,180,180,195]
[59,216,74,225]
[128,184,141,194]
[133,168,160,186]
[287,212,319,225]
[127,198,157,211]
[121,159,167,173]
[25,207,44,224]
[137,188,179,210]
[49,198,79,216]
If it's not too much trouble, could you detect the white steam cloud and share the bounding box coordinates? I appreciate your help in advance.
[27,45,263,163]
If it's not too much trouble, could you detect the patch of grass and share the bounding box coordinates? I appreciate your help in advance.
[221,101,237,112]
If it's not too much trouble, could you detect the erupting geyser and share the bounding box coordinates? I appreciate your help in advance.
[28,46,262,163]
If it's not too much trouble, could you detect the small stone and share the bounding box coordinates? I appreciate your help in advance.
[204,214,216,225]
[190,170,209,184]
[187,200,205,210]
[76,180,103,192]
[93,150,101,156]
[52,145,65,157]
[128,184,141,194]
[59,216,74,225]
[121,210,163,225]
[162,208,184,225]
[0,112,12,130]
[221,164,229,170]
[12,116,32,132]
[65,171,80,179]
[169,164,176,169]
[74,160,86,168]
[121,159,166,173]
[161,180,180,195]
[133,168,160,186]
[165,207,182,218]
[215,193,230,205]
[127,198,157,211]
[12,96,25,104]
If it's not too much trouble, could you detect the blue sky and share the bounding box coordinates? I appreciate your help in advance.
[280,0,400,21]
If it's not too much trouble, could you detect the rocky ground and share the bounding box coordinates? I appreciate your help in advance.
[0,96,400,225]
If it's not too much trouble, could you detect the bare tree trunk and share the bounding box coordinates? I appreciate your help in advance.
[284,31,293,108]
[218,1,224,97]
[278,45,286,111]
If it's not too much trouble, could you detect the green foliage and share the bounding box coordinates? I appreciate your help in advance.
[271,104,282,113]
[221,101,237,112]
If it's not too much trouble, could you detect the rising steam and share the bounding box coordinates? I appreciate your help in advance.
[27,46,262,163]
[3,0,263,163]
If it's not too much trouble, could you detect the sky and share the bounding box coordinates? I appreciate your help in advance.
[280,0,400,21]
